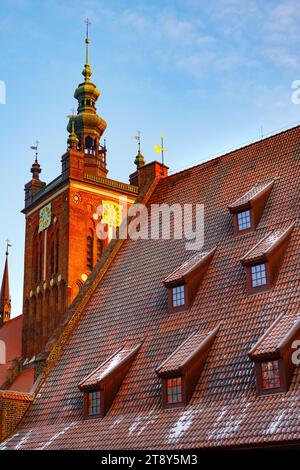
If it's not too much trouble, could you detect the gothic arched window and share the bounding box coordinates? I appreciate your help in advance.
[50,239,55,275]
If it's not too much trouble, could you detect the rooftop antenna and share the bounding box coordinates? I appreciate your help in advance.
[260,126,264,140]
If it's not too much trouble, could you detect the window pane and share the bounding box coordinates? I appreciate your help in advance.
[166,377,183,403]
[87,390,101,415]
[237,210,251,231]
[172,285,185,307]
[261,361,281,390]
[251,263,267,287]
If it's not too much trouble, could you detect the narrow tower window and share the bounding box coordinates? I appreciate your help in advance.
[87,229,94,271]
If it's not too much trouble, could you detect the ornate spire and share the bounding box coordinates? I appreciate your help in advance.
[30,141,42,180]
[67,20,108,177]
[134,131,146,168]
[67,115,79,149]
[0,241,11,325]
[82,18,92,83]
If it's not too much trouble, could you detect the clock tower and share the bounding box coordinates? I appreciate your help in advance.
[21,30,139,361]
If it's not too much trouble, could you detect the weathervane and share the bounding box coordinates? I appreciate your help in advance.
[30,140,39,162]
[5,239,11,256]
[155,134,167,168]
[134,131,141,153]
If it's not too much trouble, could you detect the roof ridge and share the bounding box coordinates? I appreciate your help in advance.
[166,124,300,181]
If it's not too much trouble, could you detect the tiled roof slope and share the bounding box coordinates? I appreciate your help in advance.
[2,125,300,450]
[228,180,274,211]
[156,327,219,376]
[249,311,300,358]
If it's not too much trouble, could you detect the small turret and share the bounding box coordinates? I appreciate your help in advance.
[0,241,11,326]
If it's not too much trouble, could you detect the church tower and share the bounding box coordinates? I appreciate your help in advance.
[0,242,11,326]
[21,26,139,360]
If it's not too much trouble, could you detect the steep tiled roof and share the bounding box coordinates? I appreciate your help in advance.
[78,344,141,390]
[228,180,274,211]
[163,248,216,285]
[249,311,300,359]
[241,224,295,264]
[2,125,300,450]
[156,326,219,376]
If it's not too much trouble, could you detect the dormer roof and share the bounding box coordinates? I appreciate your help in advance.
[163,248,216,287]
[249,311,300,360]
[78,343,141,391]
[156,325,219,378]
[228,180,274,213]
[241,223,295,266]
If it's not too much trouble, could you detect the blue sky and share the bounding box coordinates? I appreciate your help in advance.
[1,0,300,316]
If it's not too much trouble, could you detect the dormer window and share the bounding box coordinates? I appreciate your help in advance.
[228,180,274,236]
[164,248,216,314]
[261,361,281,390]
[249,311,300,396]
[166,377,183,404]
[241,224,294,294]
[86,390,101,417]
[251,263,267,288]
[237,209,251,232]
[78,343,141,419]
[172,285,185,308]
[156,326,219,409]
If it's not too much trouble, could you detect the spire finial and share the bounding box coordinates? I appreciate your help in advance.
[67,114,79,149]
[30,140,42,179]
[85,18,91,65]
[82,19,92,82]
[30,140,39,163]
[134,131,146,168]
[0,240,11,325]
[5,240,11,257]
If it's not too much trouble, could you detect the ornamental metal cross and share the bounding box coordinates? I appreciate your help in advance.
[85,18,91,39]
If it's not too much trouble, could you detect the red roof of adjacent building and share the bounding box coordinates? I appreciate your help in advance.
[8,368,35,394]
[2,125,300,450]
[0,315,22,386]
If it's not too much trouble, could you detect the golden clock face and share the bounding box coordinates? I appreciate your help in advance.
[39,203,52,232]
[101,200,122,227]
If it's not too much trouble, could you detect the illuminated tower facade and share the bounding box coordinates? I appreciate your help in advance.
[21,29,139,360]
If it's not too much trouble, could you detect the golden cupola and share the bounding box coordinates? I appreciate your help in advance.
[67,23,108,177]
